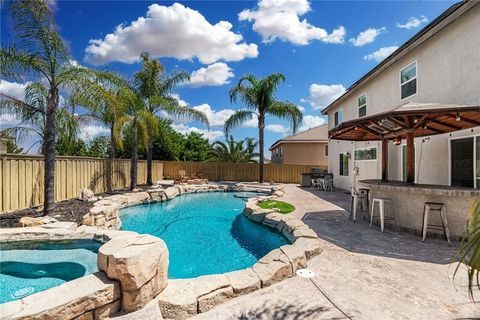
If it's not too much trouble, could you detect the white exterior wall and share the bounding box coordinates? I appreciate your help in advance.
[327,3,480,190]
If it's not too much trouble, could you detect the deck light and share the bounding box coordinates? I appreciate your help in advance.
[413,117,418,123]
[456,112,461,121]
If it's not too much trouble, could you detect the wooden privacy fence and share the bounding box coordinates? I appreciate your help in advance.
[163,161,326,184]
[0,154,163,213]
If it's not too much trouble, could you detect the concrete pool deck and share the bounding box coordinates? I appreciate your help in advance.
[189,184,479,320]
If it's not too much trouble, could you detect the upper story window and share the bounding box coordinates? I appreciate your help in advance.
[354,146,377,161]
[325,145,328,156]
[400,61,417,99]
[358,93,367,117]
[334,107,343,127]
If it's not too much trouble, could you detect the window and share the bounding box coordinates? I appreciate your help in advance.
[325,145,328,156]
[339,153,349,176]
[358,93,367,117]
[354,147,377,161]
[334,108,343,127]
[279,147,283,156]
[400,61,417,99]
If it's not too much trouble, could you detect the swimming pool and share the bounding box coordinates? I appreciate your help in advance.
[120,192,288,278]
[0,240,101,304]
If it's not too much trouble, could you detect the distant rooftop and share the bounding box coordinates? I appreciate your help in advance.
[269,124,328,150]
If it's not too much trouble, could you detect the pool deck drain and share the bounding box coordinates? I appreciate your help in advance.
[295,268,315,278]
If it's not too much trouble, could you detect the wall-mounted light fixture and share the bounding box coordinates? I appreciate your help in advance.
[456,112,461,122]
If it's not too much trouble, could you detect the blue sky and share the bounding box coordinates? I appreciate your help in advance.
[0,0,456,156]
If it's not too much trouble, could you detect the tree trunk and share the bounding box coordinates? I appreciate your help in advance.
[130,120,138,190]
[146,123,153,186]
[110,124,116,159]
[43,86,59,216]
[258,116,265,183]
[106,125,115,193]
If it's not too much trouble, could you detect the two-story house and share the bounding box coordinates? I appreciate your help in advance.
[269,125,329,166]
[322,0,480,191]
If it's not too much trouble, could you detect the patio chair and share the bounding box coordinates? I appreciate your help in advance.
[323,174,334,191]
[174,170,189,184]
[350,187,368,222]
[311,178,321,189]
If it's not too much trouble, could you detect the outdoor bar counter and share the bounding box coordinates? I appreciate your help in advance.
[358,180,480,238]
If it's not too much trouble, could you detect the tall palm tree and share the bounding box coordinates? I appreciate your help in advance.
[114,88,148,190]
[225,73,303,182]
[134,52,209,185]
[74,77,128,160]
[0,1,104,215]
[210,135,259,163]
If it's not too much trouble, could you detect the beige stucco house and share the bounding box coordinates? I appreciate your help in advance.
[269,125,329,166]
[322,1,480,191]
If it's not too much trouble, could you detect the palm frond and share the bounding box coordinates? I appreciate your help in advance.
[455,198,480,301]
[224,110,256,135]
[268,101,303,133]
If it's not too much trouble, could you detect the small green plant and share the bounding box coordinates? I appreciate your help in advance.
[455,197,480,300]
[259,200,295,214]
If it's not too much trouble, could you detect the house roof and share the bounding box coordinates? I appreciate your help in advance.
[321,0,477,115]
[269,124,328,150]
[328,102,480,141]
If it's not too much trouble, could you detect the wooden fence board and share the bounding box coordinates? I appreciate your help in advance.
[162,161,326,184]
[0,155,164,213]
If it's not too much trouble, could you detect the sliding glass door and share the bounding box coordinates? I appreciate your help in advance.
[450,136,479,188]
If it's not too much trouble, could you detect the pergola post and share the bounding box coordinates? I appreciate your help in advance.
[406,130,415,183]
[381,138,388,182]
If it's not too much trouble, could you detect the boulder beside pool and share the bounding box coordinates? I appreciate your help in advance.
[98,234,169,312]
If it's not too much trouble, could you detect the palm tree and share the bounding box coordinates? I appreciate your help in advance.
[74,78,128,160]
[134,52,209,185]
[225,73,303,182]
[455,198,480,300]
[113,88,148,190]
[210,135,259,163]
[0,1,104,215]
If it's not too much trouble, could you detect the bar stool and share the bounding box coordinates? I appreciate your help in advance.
[422,202,451,246]
[350,187,368,222]
[370,197,395,232]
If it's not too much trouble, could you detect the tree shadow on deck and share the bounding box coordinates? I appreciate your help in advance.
[300,187,459,265]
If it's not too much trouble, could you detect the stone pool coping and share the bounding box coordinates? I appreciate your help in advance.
[0,183,323,320]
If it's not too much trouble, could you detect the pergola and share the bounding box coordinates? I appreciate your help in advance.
[328,102,480,183]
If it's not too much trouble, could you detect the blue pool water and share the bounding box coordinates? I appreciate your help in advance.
[120,192,287,278]
[0,240,101,304]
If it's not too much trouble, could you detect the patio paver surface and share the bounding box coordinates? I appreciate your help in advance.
[191,184,479,320]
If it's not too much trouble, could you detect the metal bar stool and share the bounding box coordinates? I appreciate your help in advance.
[370,197,395,232]
[350,187,368,222]
[422,202,451,246]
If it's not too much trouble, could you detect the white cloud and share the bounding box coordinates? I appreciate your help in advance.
[0,80,29,100]
[364,46,398,62]
[266,124,288,133]
[0,113,21,127]
[397,15,428,30]
[171,93,188,107]
[171,123,224,141]
[349,27,386,47]
[85,3,258,65]
[189,63,234,87]
[304,83,345,110]
[298,114,325,132]
[297,105,306,112]
[239,0,345,45]
[79,122,110,141]
[192,104,235,127]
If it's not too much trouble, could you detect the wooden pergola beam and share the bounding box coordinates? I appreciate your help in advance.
[429,119,462,130]
[406,129,415,183]
[444,113,480,126]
